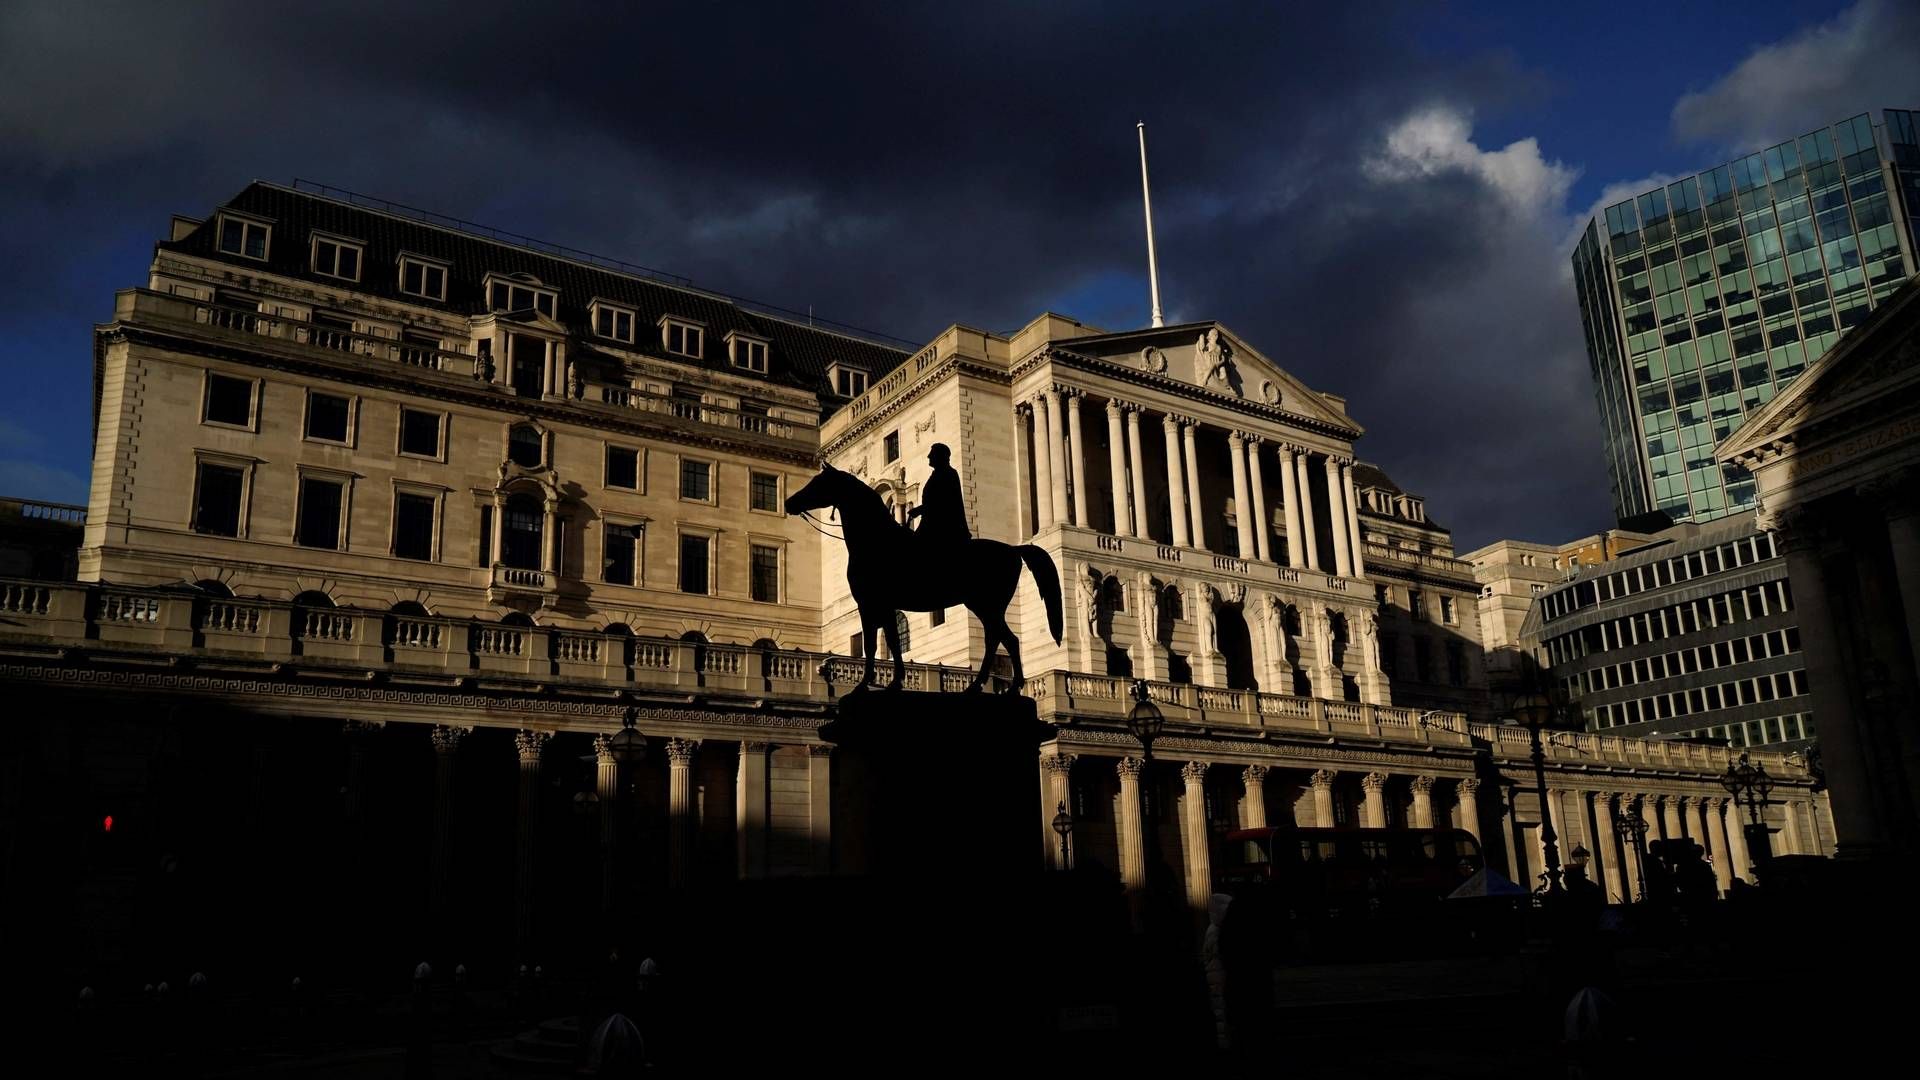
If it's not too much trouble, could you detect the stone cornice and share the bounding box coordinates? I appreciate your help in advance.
[1012,345,1362,442]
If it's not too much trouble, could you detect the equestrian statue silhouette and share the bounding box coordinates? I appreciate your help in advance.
[785,452,1061,693]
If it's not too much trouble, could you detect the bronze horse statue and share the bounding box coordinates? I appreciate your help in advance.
[785,462,1061,692]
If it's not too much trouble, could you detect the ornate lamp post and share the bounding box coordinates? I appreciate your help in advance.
[1511,689,1566,897]
[1613,803,1650,902]
[1127,679,1166,890]
[1051,801,1074,868]
[1721,752,1775,877]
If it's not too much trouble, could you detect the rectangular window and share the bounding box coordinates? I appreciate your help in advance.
[884,431,900,463]
[393,493,436,561]
[606,446,640,490]
[399,408,442,458]
[732,337,768,373]
[509,334,546,397]
[204,372,255,427]
[311,236,362,281]
[398,257,447,301]
[193,463,245,537]
[593,303,635,343]
[750,471,780,512]
[1440,596,1455,624]
[488,280,556,318]
[296,476,345,550]
[1409,589,1426,621]
[217,216,269,260]
[304,391,352,443]
[834,367,869,397]
[680,458,712,501]
[751,543,779,603]
[604,524,639,586]
[679,534,710,595]
[930,607,947,627]
[665,321,704,358]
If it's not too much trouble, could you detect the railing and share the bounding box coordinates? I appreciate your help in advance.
[2,582,51,615]
[192,301,467,372]
[203,600,263,634]
[493,566,550,590]
[1096,534,1124,552]
[390,616,445,650]
[0,575,1819,785]
[1156,546,1182,562]
[2,497,85,525]
[596,385,809,439]
[1213,556,1248,574]
[1365,542,1473,577]
[474,626,525,656]
[302,610,356,641]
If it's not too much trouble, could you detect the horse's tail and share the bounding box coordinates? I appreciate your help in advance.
[1018,545,1064,644]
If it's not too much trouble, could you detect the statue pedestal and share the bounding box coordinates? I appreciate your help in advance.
[821,689,1056,883]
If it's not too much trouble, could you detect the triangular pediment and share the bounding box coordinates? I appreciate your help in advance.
[1719,280,1920,461]
[1053,321,1362,436]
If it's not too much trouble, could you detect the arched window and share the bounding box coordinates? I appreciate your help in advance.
[292,590,335,608]
[502,494,544,569]
[508,425,543,468]
[193,579,234,598]
[390,600,429,616]
[501,611,535,628]
[601,622,633,636]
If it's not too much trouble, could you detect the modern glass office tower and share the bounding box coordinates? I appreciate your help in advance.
[1573,109,1920,525]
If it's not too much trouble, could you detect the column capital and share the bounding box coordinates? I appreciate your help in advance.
[515,729,549,765]
[1226,430,1246,446]
[1242,764,1270,785]
[1043,751,1077,775]
[1181,760,1209,784]
[344,718,385,739]
[593,732,616,764]
[1310,768,1338,790]
[1457,777,1481,796]
[1242,432,1264,447]
[1361,771,1388,793]
[1117,756,1146,780]
[431,725,471,755]
[1410,775,1437,795]
[1590,789,1614,806]
[1014,400,1032,418]
[1162,412,1183,432]
[743,741,775,754]
[1104,397,1127,417]
[669,737,701,764]
[1052,383,1080,399]
[1030,393,1050,414]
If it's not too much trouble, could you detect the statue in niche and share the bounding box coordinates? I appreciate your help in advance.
[1078,564,1101,642]
[1359,611,1381,669]
[566,359,583,400]
[1138,572,1162,647]
[1200,584,1222,658]
[1197,327,1240,397]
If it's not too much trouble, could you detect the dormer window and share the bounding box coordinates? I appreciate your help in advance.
[398,255,448,301]
[486,274,557,318]
[728,332,769,373]
[828,363,869,397]
[216,214,271,261]
[592,300,635,344]
[662,318,704,359]
[310,234,363,281]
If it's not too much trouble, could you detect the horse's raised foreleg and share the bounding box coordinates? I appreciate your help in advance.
[881,613,904,691]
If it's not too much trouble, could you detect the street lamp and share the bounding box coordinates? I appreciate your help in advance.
[609,706,648,764]
[1510,688,1567,897]
[1613,803,1650,902]
[1051,801,1073,868]
[1721,752,1775,876]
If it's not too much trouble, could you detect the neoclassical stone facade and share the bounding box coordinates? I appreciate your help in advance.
[1719,276,1920,860]
[0,185,1832,988]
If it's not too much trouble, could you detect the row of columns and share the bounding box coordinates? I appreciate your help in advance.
[1019,386,1366,575]
[413,723,784,959]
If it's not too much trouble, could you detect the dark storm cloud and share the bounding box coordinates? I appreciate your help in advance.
[0,0,1856,548]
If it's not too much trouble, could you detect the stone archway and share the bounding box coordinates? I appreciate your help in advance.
[1218,603,1257,691]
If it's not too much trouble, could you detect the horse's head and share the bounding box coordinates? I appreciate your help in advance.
[785,462,846,518]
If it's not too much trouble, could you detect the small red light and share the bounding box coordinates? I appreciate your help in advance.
[103,815,113,833]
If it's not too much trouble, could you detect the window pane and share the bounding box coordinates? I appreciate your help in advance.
[194,464,244,536]
[394,494,435,561]
[680,459,710,500]
[679,534,709,594]
[502,496,543,569]
[604,524,637,586]
[306,392,351,442]
[751,471,779,511]
[400,409,441,457]
[509,426,542,467]
[607,446,639,489]
[751,544,779,602]
[338,246,359,279]
[219,218,243,254]
[296,478,343,549]
[205,374,253,425]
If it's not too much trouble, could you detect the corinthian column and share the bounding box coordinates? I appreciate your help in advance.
[1706,797,1734,896]
[1044,752,1077,870]
[1592,791,1625,904]
[1411,775,1436,828]
[1456,778,1481,841]
[429,725,468,923]
[1105,400,1131,537]
[1344,463,1366,577]
[1242,765,1269,829]
[1126,406,1151,538]
[1295,451,1321,570]
[1012,403,1032,541]
[1311,769,1337,828]
[1162,415,1190,548]
[1044,387,1070,527]
[1032,398,1056,531]
[1065,389,1089,528]
[514,729,548,958]
[1277,443,1304,568]
[1361,772,1388,828]
[1324,456,1353,578]
[1228,431,1255,558]
[1182,420,1206,550]
[594,733,618,914]
[668,738,698,887]
[1117,757,1147,901]
[1181,761,1214,913]
[1246,437,1271,562]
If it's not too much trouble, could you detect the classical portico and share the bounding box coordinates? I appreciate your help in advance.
[1719,277,1920,861]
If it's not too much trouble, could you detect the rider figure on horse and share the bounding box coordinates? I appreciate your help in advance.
[907,443,970,552]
